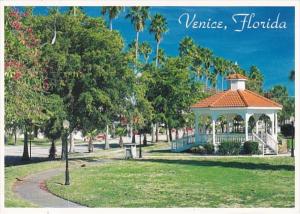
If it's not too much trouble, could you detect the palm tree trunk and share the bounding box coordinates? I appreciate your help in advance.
[215,73,218,91]
[135,31,139,71]
[22,129,30,160]
[110,19,113,31]
[155,40,160,67]
[221,77,224,91]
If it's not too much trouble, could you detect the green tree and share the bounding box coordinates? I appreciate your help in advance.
[5,7,51,160]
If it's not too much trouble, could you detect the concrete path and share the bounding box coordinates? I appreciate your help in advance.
[14,168,86,208]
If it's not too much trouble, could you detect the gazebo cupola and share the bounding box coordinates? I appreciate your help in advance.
[227,73,248,91]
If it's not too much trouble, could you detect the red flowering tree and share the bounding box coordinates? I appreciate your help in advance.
[5,7,50,160]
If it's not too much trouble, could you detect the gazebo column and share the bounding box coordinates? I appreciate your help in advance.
[274,113,278,140]
[253,114,260,135]
[194,112,200,144]
[211,114,218,147]
[267,113,275,137]
[244,113,251,141]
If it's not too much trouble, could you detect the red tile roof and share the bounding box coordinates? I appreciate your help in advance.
[227,73,248,80]
[191,89,282,108]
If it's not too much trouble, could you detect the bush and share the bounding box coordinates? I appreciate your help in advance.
[204,143,215,154]
[188,145,207,155]
[243,141,259,154]
[280,124,294,138]
[218,141,241,155]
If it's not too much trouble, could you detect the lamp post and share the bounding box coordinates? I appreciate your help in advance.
[63,119,70,185]
[291,121,294,158]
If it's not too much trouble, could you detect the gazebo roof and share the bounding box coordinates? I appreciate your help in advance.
[191,89,282,109]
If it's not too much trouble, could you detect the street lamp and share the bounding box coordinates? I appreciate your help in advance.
[291,121,294,158]
[63,119,70,185]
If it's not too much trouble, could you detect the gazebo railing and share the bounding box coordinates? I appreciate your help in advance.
[215,133,246,143]
[252,132,265,155]
[266,133,278,154]
[171,134,196,152]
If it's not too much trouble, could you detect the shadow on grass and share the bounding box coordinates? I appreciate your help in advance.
[147,149,172,153]
[5,156,50,167]
[138,158,294,171]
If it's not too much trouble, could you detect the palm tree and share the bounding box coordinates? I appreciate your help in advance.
[213,57,228,91]
[139,42,152,64]
[153,48,166,65]
[149,13,168,67]
[202,48,213,89]
[248,66,264,94]
[101,6,123,30]
[289,70,295,81]
[125,7,150,70]
[179,36,195,57]
[191,45,204,82]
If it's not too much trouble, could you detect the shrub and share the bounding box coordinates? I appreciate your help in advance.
[218,141,241,155]
[280,124,294,138]
[204,143,215,154]
[243,141,259,154]
[188,146,206,154]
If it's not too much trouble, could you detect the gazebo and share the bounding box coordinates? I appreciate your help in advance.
[171,73,282,155]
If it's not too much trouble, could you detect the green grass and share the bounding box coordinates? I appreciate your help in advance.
[5,161,64,207]
[46,156,294,208]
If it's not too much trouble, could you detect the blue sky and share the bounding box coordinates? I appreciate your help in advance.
[31,6,295,96]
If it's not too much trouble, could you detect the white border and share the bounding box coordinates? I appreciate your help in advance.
[0,1,299,214]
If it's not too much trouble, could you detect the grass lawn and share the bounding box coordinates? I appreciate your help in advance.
[5,161,64,207]
[46,156,294,208]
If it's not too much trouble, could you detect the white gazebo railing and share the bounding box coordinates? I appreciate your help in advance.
[266,133,278,154]
[171,132,278,154]
[251,132,265,155]
[171,134,196,152]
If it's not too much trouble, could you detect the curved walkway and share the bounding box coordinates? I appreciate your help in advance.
[14,168,86,208]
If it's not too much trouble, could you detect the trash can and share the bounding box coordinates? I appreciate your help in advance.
[124,143,137,159]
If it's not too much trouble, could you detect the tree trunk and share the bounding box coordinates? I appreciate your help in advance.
[22,129,30,161]
[143,133,147,146]
[155,123,159,142]
[14,127,17,145]
[88,138,94,153]
[151,123,155,143]
[155,40,160,67]
[110,19,113,31]
[49,140,56,160]
[105,125,110,150]
[132,132,136,144]
[69,131,75,153]
[176,128,179,140]
[119,136,123,148]
[221,77,224,91]
[166,125,169,142]
[111,123,115,138]
[135,31,139,71]
[61,136,66,160]
[168,127,172,142]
